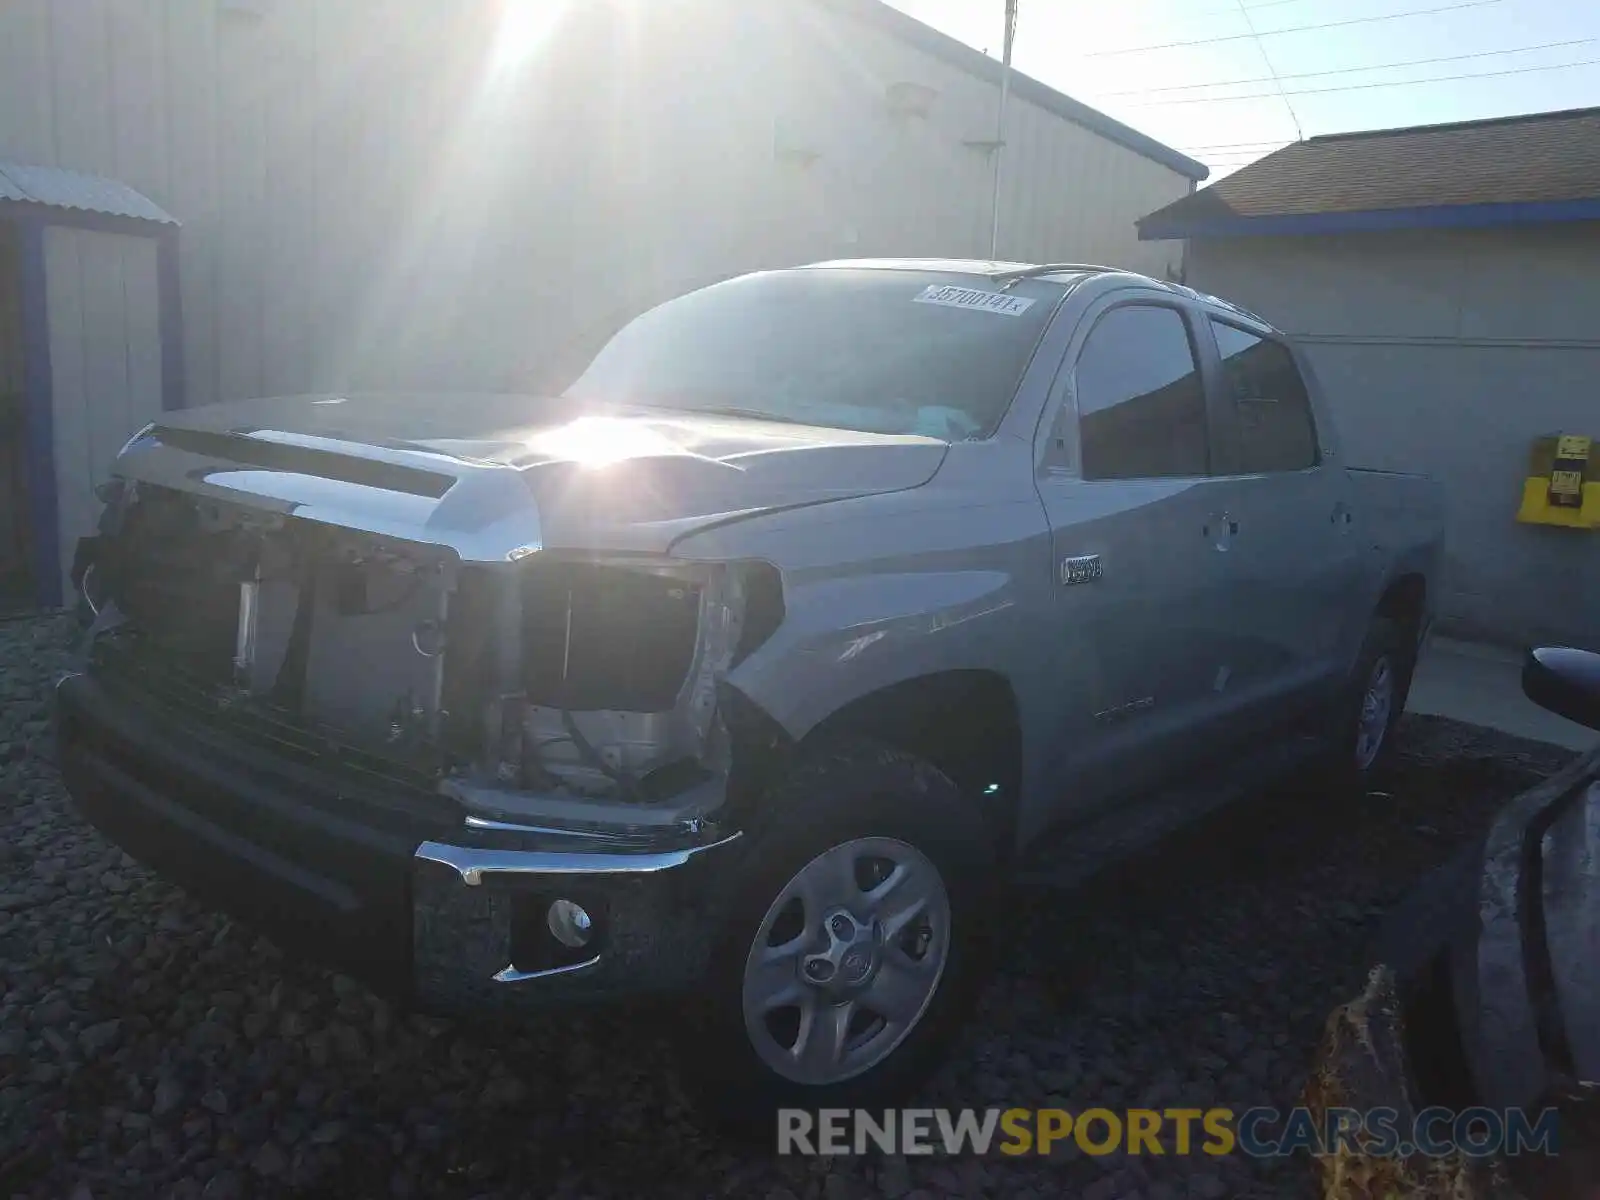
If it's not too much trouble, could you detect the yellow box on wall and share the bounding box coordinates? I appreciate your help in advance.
[1517,433,1600,528]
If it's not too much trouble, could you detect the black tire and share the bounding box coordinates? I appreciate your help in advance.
[681,740,996,1138]
[1326,616,1413,793]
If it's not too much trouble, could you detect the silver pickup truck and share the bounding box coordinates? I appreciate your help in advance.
[57,259,1443,1125]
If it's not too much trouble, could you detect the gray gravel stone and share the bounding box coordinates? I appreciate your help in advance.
[77,1019,121,1058]
[0,613,1577,1198]
[199,1089,230,1116]
[251,1139,288,1178]
[878,1154,914,1199]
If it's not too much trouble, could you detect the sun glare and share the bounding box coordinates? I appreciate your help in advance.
[533,417,681,467]
[488,0,569,78]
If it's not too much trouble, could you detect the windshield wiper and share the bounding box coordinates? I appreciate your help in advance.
[637,403,821,428]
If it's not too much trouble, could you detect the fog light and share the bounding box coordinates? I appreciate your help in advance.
[547,899,593,949]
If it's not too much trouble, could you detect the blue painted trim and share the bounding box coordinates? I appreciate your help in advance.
[157,228,186,410]
[810,0,1209,181]
[1139,196,1600,240]
[16,218,61,609]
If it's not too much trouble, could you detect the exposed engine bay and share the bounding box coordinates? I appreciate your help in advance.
[85,481,771,816]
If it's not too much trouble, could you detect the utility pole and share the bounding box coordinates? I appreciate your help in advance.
[988,0,1018,261]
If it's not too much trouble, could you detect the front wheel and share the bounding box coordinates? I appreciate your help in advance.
[682,742,996,1135]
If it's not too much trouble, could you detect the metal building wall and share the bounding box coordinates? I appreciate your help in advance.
[758,1,1196,278]
[0,0,1197,414]
[1188,225,1600,650]
[41,227,165,600]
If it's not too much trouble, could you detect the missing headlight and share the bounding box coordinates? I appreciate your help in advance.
[507,556,775,799]
[522,562,702,713]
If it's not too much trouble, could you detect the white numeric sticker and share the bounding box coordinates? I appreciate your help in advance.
[913,284,1036,316]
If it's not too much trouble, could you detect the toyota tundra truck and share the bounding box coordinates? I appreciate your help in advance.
[57,260,1444,1125]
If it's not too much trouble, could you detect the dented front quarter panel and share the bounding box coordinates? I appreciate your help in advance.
[674,437,1070,847]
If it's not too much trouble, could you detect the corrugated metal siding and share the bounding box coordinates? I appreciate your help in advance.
[1187,226,1600,649]
[0,162,177,225]
[43,226,163,599]
[0,0,1193,409]
[0,224,29,600]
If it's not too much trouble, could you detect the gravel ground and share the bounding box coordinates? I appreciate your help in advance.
[0,613,1579,1199]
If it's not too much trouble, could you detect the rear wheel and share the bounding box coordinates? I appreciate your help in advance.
[683,741,995,1135]
[1328,617,1413,790]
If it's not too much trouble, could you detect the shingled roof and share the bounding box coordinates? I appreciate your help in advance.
[1138,105,1600,240]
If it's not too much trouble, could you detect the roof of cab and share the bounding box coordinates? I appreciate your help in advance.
[793,258,1280,331]
[802,257,1103,278]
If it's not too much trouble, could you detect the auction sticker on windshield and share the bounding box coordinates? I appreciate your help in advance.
[914,284,1036,316]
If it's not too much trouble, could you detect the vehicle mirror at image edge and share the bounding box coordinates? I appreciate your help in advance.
[1522,646,1600,732]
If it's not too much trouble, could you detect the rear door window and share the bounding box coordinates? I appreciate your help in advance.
[1210,321,1319,473]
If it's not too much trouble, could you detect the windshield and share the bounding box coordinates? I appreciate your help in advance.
[562,269,1067,440]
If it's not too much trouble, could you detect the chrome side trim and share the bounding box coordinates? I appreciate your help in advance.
[233,578,259,683]
[492,954,602,984]
[460,814,709,846]
[462,815,588,836]
[81,563,101,617]
[414,831,743,886]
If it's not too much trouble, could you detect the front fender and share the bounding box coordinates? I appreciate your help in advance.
[724,568,1024,742]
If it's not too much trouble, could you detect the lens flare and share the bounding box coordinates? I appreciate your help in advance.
[533,416,681,467]
[488,0,568,78]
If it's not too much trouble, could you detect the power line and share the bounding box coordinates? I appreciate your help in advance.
[1178,135,1298,145]
[1082,0,1500,57]
[1191,145,1296,155]
[1215,0,1328,12]
[1122,55,1600,104]
[1184,0,1369,20]
[1134,0,1398,17]
[1097,38,1594,96]
[1114,0,1360,22]
[1232,0,1302,139]
[1178,140,1295,150]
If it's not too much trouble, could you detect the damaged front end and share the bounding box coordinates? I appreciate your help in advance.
[452,553,779,824]
[61,440,781,1008]
[81,476,778,818]
[87,479,458,764]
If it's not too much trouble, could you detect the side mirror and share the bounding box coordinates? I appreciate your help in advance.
[1522,646,1600,732]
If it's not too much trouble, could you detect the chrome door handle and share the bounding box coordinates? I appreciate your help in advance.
[1203,512,1239,551]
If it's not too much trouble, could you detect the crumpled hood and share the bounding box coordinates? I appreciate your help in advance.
[120,393,948,560]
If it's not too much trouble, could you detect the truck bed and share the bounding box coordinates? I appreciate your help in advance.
[1347,467,1445,576]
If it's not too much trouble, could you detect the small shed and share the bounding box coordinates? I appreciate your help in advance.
[0,162,183,609]
[1138,107,1600,650]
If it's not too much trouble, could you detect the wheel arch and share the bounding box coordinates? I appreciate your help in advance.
[723,669,1024,861]
[1376,571,1429,654]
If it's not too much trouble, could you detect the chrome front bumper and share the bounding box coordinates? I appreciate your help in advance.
[55,670,743,1010]
[409,829,742,1009]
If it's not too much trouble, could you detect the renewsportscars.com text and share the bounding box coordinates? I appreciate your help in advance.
[778,1106,1561,1159]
